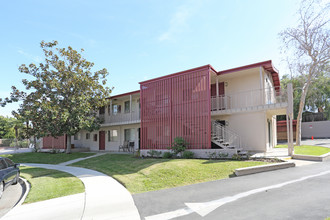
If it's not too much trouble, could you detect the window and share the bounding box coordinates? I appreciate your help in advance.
[93,134,98,142]
[108,130,119,142]
[4,158,14,167]
[124,101,130,113]
[124,129,135,141]
[0,159,6,169]
[99,106,105,115]
[112,104,121,115]
[86,133,90,140]
[74,133,80,140]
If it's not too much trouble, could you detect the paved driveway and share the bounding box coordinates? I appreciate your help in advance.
[133,161,330,220]
[2,164,140,220]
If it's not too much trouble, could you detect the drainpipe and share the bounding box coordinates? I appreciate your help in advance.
[216,76,219,110]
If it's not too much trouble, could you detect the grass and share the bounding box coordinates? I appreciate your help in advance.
[72,154,268,194]
[275,145,330,156]
[1,152,96,164]
[20,166,84,203]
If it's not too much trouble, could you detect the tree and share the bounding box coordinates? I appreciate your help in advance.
[279,0,329,145]
[1,41,112,153]
[0,116,15,139]
[280,69,329,120]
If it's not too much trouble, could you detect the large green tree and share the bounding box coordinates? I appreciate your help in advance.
[1,41,112,153]
[280,69,330,120]
[279,0,329,145]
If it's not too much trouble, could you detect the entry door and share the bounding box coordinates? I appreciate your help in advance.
[211,82,225,96]
[99,131,105,150]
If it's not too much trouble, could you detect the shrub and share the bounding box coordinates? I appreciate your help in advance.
[169,137,188,157]
[207,152,217,160]
[231,153,242,160]
[9,140,29,148]
[147,150,162,158]
[162,152,173,159]
[182,151,194,159]
[218,152,229,159]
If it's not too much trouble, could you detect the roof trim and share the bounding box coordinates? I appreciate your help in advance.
[217,60,280,89]
[107,90,140,99]
[139,64,217,84]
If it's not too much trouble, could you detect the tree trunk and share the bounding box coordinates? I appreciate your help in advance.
[66,135,72,154]
[295,73,312,146]
[33,136,37,149]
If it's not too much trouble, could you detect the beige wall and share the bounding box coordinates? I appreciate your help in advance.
[72,123,140,151]
[212,111,274,152]
[224,70,261,95]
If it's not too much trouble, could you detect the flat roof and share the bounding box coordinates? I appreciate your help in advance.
[108,60,281,98]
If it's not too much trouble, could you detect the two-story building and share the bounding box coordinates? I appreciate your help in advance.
[45,60,291,157]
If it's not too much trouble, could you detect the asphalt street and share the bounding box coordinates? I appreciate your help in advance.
[0,179,25,218]
[133,161,330,220]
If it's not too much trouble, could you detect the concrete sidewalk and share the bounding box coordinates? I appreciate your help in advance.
[251,148,321,166]
[2,163,140,220]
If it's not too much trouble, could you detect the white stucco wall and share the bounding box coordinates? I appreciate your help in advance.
[224,69,261,95]
[72,123,140,151]
[212,111,269,152]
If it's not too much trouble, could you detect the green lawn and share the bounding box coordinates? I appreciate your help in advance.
[1,152,95,164]
[72,154,268,194]
[20,166,84,203]
[275,145,330,156]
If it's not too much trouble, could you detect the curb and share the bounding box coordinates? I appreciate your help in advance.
[235,162,296,176]
[2,177,30,219]
[292,152,330,162]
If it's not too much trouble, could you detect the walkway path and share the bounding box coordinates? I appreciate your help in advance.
[2,156,140,220]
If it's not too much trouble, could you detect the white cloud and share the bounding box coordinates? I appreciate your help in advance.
[158,4,194,42]
[17,49,42,63]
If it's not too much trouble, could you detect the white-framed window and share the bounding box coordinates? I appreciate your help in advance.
[124,101,130,113]
[74,133,80,140]
[108,130,119,142]
[86,133,90,140]
[124,128,135,141]
[112,104,121,115]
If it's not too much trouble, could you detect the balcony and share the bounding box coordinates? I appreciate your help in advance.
[211,86,288,115]
[100,110,141,126]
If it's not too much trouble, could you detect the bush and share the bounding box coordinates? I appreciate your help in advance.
[147,150,162,158]
[169,137,188,157]
[162,152,173,159]
[218,152,229,159]
[9,140,29,148]
[182,151,194,159]
[231,153,242,160]
[207,152,217,160]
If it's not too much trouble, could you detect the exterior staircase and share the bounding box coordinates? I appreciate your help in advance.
[211,120,242,150]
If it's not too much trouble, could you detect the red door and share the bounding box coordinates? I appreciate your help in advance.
[99,131,105,150]
[211,82,225,96]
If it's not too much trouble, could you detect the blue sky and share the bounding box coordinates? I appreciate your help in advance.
[0,0,301,117]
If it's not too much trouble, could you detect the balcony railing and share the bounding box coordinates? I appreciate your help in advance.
[100,110,141,125]
[211,86,288,112]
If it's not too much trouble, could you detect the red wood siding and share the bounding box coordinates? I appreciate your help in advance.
[42,135,67,149]
[140,67,211,150]
[277,120,297,141]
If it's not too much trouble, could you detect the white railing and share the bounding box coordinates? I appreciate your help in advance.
[100,110,141,125]
[211,120,241,149]
[211,86,287,112]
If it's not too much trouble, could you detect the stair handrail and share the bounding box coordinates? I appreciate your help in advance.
[211,120,241,149]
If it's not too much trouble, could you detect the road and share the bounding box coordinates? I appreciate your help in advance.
[0,179,25,218]
[133,161,330,220]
